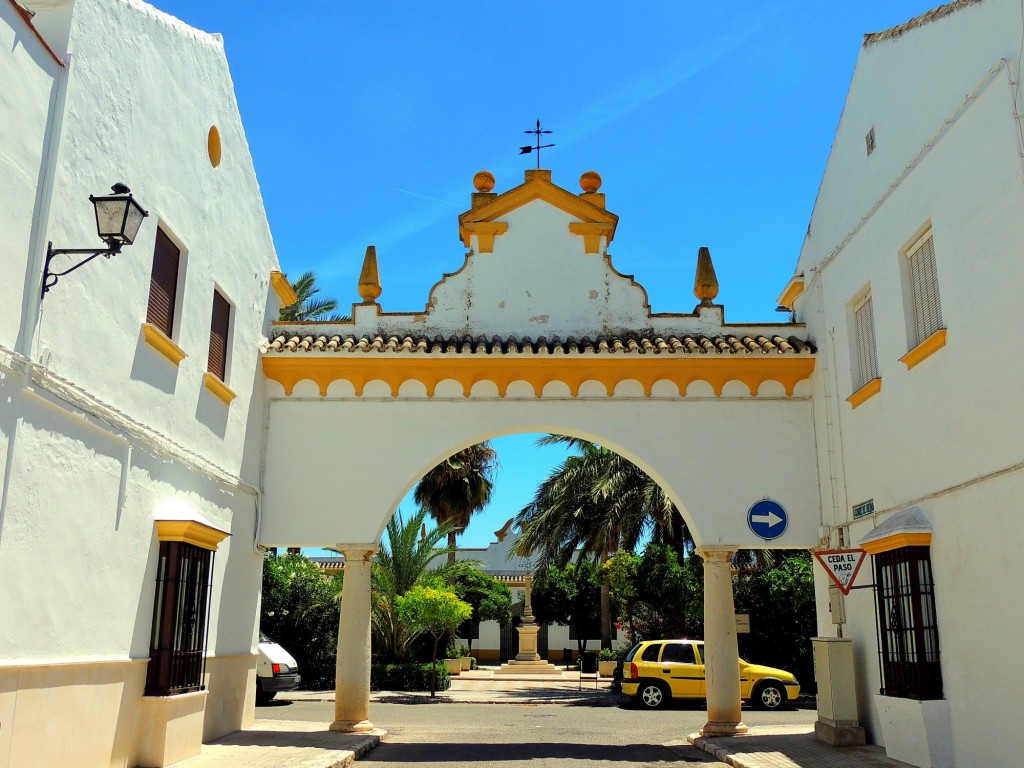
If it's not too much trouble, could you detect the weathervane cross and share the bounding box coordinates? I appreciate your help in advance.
[519,119,555,169]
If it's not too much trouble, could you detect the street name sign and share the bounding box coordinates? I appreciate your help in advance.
[747,498,788,541]
[814,549,867,595]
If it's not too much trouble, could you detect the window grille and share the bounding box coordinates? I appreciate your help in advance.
[907,233,943,346]
[147,228,180,338]
[873,546,943,700]
[146,541,214,696]
[852,295,879,391]
[208,290,230,380]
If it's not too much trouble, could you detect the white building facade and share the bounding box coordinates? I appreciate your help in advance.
[784,2,1024,766]
[0,1,290,765]
[3,0,1023,766]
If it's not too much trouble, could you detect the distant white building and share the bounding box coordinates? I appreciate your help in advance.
[783,1,1024,766]
[454,518,626,664]
[0,1,289,766]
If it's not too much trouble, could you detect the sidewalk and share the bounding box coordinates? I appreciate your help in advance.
[178,719,385,768]
[688,725,916,768]
[181,672,914,768]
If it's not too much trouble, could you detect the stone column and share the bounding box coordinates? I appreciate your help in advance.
[699,547,748,737]
[330,547,375,733]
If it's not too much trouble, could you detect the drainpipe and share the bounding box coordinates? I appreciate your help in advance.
[18,51,72,361]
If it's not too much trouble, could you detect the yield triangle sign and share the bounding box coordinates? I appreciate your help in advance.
[813,549,867,595]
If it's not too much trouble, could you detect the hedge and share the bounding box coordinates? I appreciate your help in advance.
[370,662,451,692]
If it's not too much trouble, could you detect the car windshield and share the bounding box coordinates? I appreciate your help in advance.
[259,631,271,643]
[623,643,642,662]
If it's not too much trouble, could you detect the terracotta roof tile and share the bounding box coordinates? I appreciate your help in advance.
[264,332,815,356]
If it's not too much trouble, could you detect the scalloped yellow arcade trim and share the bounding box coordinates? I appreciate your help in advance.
[262,355,815,398]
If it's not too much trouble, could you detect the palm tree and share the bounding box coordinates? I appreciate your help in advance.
[514,435,693,649]
[279,270,349,322]
[414,443,498,564]
[368,507,477,662]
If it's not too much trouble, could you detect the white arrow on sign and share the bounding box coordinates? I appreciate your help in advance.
[750,510,783,528]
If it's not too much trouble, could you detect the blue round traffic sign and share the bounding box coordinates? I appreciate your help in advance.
[747,499,788,541]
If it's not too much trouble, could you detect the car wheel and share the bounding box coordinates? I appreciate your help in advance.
[753,681,784,710]
[255,682,276,705]
[638,682,668,709]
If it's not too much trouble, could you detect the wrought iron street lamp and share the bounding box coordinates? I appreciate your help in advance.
[41,183,149,298]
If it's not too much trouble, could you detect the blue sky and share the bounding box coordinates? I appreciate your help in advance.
[158,1,942,549]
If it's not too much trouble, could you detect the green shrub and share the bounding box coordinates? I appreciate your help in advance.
[469,657,478,670]
[370,662,450,692]
[598,648,617,661]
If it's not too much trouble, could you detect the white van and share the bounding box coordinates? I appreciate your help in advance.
[256,632,301,703]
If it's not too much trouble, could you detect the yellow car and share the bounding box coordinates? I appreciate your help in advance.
[621,639,799,710]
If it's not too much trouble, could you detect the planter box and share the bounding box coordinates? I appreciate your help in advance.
[460,656,472,672]
[444,658,462,676]
[873,695,953,768]
[598,660,616,678]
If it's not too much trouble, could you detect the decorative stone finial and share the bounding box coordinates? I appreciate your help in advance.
[693,246,719,305]
[473,170,496,192]
[357,245,382,304]
[580,170,602,193]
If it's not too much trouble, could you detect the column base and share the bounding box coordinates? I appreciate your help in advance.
[329,719,374,733]
[701,720,749,737]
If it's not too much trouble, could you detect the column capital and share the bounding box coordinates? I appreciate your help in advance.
[696,546,737,562]
[335,545,376,563]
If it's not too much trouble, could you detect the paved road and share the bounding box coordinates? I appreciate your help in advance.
[259,698,817,767]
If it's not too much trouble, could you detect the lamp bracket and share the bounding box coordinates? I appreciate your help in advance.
[42,241,123,298]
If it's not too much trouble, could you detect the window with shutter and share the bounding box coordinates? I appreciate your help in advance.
[208,290,230,381]
[852,295,879,391]
[907,233,943,347]
[147,229,180,337]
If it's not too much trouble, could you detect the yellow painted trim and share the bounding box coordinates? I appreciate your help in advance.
[846,377,881,408]
[461,222,509,252]
[861,532,932,554]
[459,175,618,247]
[203,372,237,405]
[900,328,947,370]
[262,355,815,398]
[142,323,187,366]
[568,222,614,254]
[155,519,229,550]
[271,271,299,307]
[777,278,805,310]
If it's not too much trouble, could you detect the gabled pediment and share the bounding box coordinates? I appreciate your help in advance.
[458,169,618,250]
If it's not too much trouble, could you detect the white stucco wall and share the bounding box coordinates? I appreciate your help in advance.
[261,393,820,550]
[1,2,280,762]
[0,3,60,348]
[30,0,279,476]
[801,2,1024,765]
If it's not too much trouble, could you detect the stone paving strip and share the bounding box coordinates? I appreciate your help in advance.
[177,719,386,768]
[688,726,915,768]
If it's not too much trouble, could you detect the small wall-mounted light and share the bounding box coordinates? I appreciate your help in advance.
[42,183,149,299]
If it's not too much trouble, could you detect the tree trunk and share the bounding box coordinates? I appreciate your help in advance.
[600,548,612,650]
[447,530,457,566]
[430,635,439,697]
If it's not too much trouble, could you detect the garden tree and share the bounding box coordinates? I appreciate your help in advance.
[369,507,478,662]
[260,551,343,688]
[732,550,816,686]
[279,270,349,322]
[414,443,498,564]
[515,435,693,648]
[603,551,641,642]
[632,543,703,641]
[530,561,603,655]
[396,583,472,697]
[451,569,513,655]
